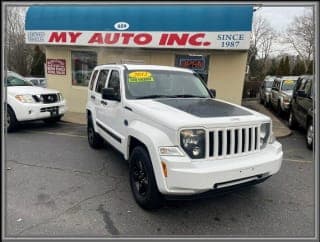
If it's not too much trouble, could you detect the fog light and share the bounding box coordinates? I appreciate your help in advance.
[28,110,32,114]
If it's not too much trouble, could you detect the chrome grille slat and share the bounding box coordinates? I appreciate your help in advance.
[255,127,259,150]
[245,128,249,153]
[222,130,227,156]
[208,125,259,159]
[214,131,219,157]
[230,129,235,155]
[238,128,242,155]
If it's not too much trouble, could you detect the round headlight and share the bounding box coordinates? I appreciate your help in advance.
[180,129,205,159]
[260,123,271,149]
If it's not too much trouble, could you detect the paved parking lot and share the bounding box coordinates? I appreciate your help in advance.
[5,112,315,237]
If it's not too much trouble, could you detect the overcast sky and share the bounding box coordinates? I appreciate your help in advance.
[254,6,312,57]
[257,7,308,31]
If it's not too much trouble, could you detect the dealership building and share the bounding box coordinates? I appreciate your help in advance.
[25,4,253,113]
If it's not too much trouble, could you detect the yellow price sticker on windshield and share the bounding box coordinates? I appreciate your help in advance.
[128,71,154,83]
[284,80,294,84]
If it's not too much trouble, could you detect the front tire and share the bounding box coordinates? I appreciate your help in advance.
[87,119,103,149]
[276,101,283,116]
[288,111,298,129]
[129,146,163,210]
[6,106,18,132]
[306,122,313,150]
[259,96,263,104]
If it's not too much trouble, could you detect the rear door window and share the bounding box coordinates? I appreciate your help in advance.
[89,70,99,90]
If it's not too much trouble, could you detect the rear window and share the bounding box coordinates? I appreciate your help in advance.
[265,81,273,88]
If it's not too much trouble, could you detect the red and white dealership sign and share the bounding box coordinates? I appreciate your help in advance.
[26,31,251,50]
[47,59,66,75]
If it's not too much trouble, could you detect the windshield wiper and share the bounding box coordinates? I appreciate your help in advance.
[135,95,173,99]
[168,94,208,98]
[135,94,209,99]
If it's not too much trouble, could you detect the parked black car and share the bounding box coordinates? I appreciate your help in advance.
[288,75,314,150]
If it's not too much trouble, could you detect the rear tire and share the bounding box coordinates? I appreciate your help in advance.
[129,146,163,210]
[87,118,103,149]
[306,122,313,150]
[6,106,18,132]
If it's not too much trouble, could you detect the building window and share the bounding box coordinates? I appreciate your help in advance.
[175,55,209,84]
[71,51,97,86]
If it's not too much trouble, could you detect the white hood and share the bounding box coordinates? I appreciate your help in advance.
[7,86,59,96]
[126,98,270,130]
[282,90,293,97]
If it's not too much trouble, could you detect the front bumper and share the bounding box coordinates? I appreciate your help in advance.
[159,141,282,195]
[281,101,291,112]
[265,93,271,103]
[14,101,67,121]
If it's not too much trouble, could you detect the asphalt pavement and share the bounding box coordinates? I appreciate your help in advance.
[4,111,315,238]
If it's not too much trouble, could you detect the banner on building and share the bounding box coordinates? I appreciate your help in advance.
[25,5,253,50]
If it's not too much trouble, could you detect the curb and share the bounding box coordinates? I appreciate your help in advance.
[276,131,293,139]
[60,119,86,125]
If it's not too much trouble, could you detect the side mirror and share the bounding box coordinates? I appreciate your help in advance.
[209,89,216,98]
[102,88,120,101]
[297,90,306,97]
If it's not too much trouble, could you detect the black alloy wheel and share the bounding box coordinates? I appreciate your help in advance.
[132,159,149,197]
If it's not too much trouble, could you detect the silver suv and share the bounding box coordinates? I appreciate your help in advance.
[270,76,299,115]
[259,76,275,107]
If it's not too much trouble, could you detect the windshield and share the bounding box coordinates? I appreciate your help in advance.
[6,76,33,86]
[125,70,211,99]
[281,79,296,91]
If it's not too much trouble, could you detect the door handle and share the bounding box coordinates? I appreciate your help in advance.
[91,95,96,100]
[101,100,108,106]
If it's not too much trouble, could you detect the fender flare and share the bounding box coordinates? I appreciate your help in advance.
[125,120,175,193]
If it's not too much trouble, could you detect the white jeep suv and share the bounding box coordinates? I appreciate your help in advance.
[86,64,283,209]
[6,71,67,132]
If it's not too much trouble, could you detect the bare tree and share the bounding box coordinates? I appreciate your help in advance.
[5,6,33,76]
[246,13,275,82]
[283,8,314,70]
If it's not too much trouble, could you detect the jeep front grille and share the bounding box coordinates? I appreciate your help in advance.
[208,126,260,159]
